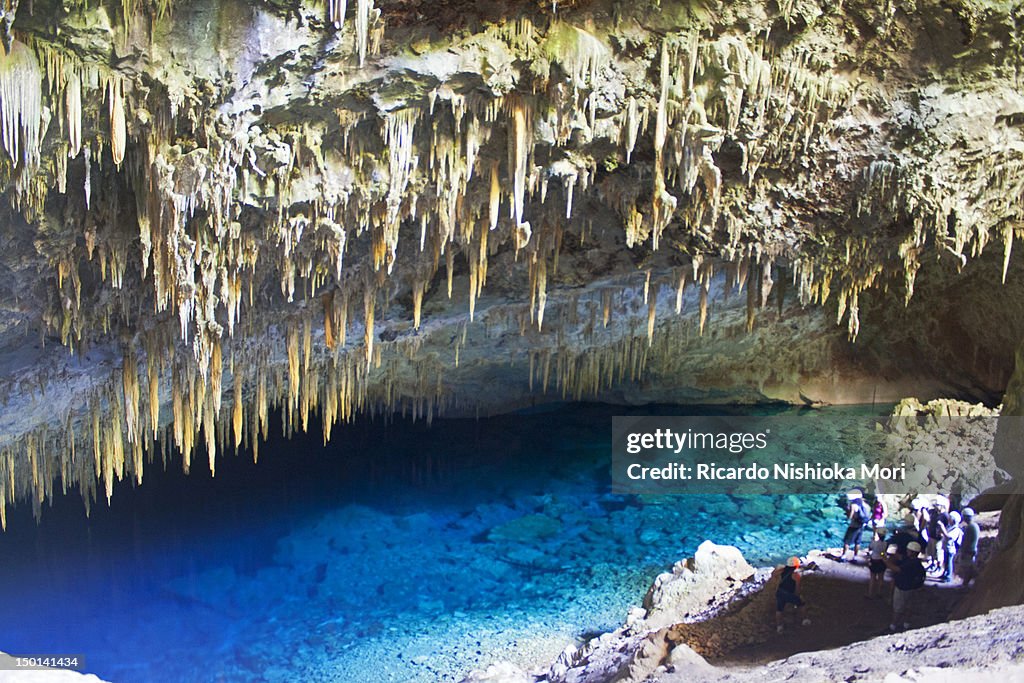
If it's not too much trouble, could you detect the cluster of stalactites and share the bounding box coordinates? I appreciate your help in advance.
[0,248,788,527]
[326,0,381,66]
[16,15,1015,379]
[5,13,1024,521]
[0,40,42,168]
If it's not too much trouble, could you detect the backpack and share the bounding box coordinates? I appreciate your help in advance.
[851,498,870,526]
[778,566,797,594]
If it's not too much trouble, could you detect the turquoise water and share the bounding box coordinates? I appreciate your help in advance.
[0,404,875,682]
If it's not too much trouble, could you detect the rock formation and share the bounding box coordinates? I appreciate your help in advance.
[0,0,1022,528]
[956,339,1024,617]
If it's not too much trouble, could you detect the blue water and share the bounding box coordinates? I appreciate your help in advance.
[0,404,876,682]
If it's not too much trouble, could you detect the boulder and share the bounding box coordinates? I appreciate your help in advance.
[692,541,755,581]
[642,541,754,630]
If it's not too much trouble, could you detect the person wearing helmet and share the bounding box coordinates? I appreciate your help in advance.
[940,510,963,583]
[885,540,926,632]
[956,507,980,588]
[774,556,811,633]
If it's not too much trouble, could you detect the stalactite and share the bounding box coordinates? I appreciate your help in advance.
[363,286,376,371]
[0,41,43,167]
[446,248,454,299]
[1003,225,1014,284]
[468,255,478,321]
[328,0,347,28]
[233,370,244,449]
[649,39,676,251]
[760,261,774,308]
[66,72,82,159]
[109,79,126,167]
[489,161,501,231]
[509,98,532,229]
[699,282,709,336]
[675,270,686,314]
[355,0,374,66]
[381,109,417,272]
[122,349,140,445]
[287,323,300,409]
[147,348,160,434]
[302,318,312,377]
[204,388,217,476]
[535,255,547,330]
[624,96,639,164]
[211,340,223,414]
[323,291,337,349]
[338,292,348,348]
[647,282,658,346]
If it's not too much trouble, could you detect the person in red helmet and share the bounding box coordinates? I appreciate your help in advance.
[774,556,811,633]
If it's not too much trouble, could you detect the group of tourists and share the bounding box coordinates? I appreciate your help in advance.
[774,490,982,634]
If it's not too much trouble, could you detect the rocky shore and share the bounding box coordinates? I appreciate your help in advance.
[465,511,1011,683]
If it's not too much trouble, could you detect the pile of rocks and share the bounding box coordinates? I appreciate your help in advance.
[461,541,768,683]
[879,398,1004,506]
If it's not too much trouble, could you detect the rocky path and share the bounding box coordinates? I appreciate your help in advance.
[713,551,964,667]
[465,518,1008,683]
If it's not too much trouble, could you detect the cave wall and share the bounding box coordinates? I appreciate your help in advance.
[956,340,1024,617]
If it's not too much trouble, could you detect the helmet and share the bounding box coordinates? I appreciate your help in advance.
[907,541,922,553]
[787,556,800,568]
[962,507,976,518]
[949,511,962,525]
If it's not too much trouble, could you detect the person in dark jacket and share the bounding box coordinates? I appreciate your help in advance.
[885,540,926,632]
[774,556,811,633]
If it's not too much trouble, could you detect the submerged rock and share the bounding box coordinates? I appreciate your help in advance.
[489,514,564,543]
[460,661,532,683]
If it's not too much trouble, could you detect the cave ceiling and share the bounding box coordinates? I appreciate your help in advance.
[0,0,1022,521]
